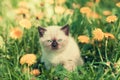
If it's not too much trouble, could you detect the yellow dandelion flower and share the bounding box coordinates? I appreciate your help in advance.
[55,6,65,14]
[15,13,30,20]
[19,19,31,29]
[78,35,90,43]
[35,12,44,20]
[86,2,94,7]
[45,0,54,4]
[92,12,101,19]
[20,54,36,66]
[116,2,120,7]
[18,1,28,9]
[10,27,23,39]
[87,12,101,19]
[15,8,29,15]
[103,10,111,16]
[106,15,118,23]
[30,69,40,76]
[80,7,92,14]
[57,0,66,5]
[65,9,74,15]
[92,28,104,41]
[40,2,45,7]
[95,0,100,3]
[104,33,115,39]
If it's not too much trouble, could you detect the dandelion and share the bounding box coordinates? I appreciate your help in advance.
[55,6,65,14]
[116,2,120,7]
[104,33,115,39]
[45,0,54,4]
[18,1,28,9]
[103,10,111,16]
[15,4,30,19]
[56,0,66,5]
[19,19,31,29]
[10,27,23,39]
[87,12,101,19]
[15,8,29,15]
[92,28,104,41]
[65,9,74,15]
[80,7,92,14]
[106,15,118,23]
[40,2,45,7]
[95,0,100,3]
[30,69,40,76]
[20,54,37,66]
[35,12,44,20]
[86,2,94,7]
[16,13,30,20]
[92,12,101,19]
[78,35,90,43]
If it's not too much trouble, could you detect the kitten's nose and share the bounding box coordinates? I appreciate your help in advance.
[51,40,58,48]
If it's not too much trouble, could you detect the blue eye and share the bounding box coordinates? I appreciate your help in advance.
[47,40,52,43]
[58,39,62,42]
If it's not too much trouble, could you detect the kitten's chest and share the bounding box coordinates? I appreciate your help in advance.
[48,53,66,65]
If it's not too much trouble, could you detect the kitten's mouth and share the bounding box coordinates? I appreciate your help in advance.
[51,46,58,50]
[52,47,58,50]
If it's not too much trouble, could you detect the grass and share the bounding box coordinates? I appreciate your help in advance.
[0,0,120,80]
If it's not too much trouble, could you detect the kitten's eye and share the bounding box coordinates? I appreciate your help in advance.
[58,39,62,42]
[47,40,52,43]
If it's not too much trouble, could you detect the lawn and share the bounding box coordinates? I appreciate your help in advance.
[0,0,120,80]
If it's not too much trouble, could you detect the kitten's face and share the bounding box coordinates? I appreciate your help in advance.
[38,25,69,52]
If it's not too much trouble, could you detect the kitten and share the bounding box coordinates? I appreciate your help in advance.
[38,24,84,71]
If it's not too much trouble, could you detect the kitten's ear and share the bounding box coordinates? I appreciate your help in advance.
[38,26,46,37]
[61,24,69,36]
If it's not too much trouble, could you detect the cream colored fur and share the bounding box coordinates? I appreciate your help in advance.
[39,26,84,71]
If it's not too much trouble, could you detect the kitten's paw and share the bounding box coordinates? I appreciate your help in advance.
[64,64,75,71]
[63,62,76,71]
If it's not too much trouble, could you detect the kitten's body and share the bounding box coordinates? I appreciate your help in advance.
[38,25,83,71]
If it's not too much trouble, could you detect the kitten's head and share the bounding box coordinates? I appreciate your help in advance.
[38,24,69,53]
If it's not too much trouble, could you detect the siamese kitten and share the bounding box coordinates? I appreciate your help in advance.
[38,24,84,71]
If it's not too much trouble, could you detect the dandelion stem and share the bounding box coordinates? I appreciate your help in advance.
[115,22,120,35]
[15,41,19,66]
[105,39,108,61]
[112,24,115,33]
[97,47,103,62]
[27,65,30,80]
[31,29,34,52]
